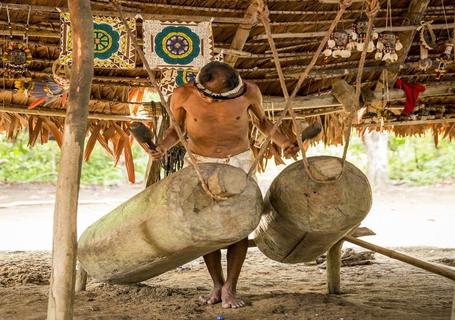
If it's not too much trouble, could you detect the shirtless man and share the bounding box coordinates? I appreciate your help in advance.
[149,61,299,308]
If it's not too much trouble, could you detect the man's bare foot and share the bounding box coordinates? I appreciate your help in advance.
[199,286,222,305]
[221,286,245,309]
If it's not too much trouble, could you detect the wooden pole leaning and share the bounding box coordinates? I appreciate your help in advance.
[111,0,225,201]
[345,236,455,282]
[46,0,94,319]
[247,0,352,178]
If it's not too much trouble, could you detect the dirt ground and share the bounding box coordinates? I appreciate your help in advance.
[0,182,454,319]
[0,248,454,320]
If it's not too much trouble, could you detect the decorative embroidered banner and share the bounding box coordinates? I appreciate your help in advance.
[59,13,136,69]
[158,69,198,99]
[143,20,213,70]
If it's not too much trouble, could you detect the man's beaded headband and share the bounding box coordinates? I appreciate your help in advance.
[195,71,246,100]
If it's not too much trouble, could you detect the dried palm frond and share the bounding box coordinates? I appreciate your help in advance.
[28,118,43,147]
[84,122,102,161]
[43,118,63,148]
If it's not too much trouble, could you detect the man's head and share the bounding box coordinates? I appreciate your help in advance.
[197,61,241,95]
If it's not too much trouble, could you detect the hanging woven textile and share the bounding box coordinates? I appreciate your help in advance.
[59,13,136,69]
[143,20,213,70]
[158,69,198,99]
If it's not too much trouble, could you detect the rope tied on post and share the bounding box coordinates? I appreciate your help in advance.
[247,0,353,181]
[111,0,227,201]
[340,0,379,169]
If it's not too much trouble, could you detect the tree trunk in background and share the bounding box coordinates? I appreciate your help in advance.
[362,131,389,192]
[47,0,93,319]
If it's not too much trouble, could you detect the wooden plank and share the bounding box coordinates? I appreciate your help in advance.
[46,0,94,319]
[224,0,262,66]
[345,236,455,281]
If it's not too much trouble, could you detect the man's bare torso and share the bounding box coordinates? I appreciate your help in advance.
[173,82,258,158]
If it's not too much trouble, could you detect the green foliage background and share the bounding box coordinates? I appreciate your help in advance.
[0,134,148,185]
[0,132,454,185]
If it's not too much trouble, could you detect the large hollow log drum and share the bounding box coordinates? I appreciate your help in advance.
[254,156,372,263]
[78,163,263,284]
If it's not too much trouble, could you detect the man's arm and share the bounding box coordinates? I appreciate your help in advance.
[149,87,187,160]
[247,83,299,157]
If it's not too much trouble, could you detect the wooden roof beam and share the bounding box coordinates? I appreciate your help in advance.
[1,82,453,119]
[224,0,263,66]
[252,22,454,40]
[1,3,249,24]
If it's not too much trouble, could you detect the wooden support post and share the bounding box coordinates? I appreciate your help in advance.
[144,116,169,188]
[223,0,262,66]
[75,266,88,293]
[46,0,94,319]
[326,240,344,294]
[345,236,455,281]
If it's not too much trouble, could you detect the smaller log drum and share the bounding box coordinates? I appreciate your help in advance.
[254,156,372,263]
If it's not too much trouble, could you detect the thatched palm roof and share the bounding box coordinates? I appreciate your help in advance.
[0,0,454,179]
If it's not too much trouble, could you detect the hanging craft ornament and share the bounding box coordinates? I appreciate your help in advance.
[416,20,437,67]
[3,42,33,73]
[375,32,401,63]
[416,21,436,71]
[375,0,401,63]
[143,20,213,69]
[349,17,378,54]
[432,0,455,80]
[435,42,454,80]
[59,13,136,69]
[323,29,351,59]
[442,42,454,61]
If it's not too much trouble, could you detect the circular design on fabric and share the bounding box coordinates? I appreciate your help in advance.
[93,23,120,60]
[2,42,32,70]
[176,70,197,86]
[155,26,200,65]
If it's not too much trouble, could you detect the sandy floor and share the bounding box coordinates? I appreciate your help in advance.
[0,181,454,319]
